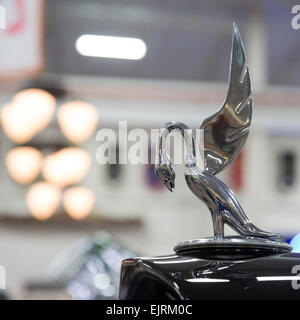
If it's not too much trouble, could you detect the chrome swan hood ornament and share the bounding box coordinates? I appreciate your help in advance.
[155,23,291,254]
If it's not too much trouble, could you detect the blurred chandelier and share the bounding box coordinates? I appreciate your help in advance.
[6,146,42,185]
[1,89,56,144]
[58,100,98,144]
[13,88,56,134]
[26,182,62,221]
[1,87,99,221]
[63,186,95,220]
[42,147,91,187]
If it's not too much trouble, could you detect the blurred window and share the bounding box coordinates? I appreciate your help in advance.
[106,144,122,182]
[278,151,297,188]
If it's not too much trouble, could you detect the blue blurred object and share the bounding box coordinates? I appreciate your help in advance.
[289,234,300,253]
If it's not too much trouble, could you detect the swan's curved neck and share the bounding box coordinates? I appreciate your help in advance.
[156,121,197,170]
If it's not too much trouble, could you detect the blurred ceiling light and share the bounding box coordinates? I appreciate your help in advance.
[75,34,147,60]
[6,147,42,185]
[13,88,56,134]
[1,103,37,144]
[26,182,61,221]
[63,186,95,220]
[42,148,91,187]
[58,101,98,144]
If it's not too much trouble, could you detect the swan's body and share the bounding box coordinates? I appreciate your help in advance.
[185,166,278,239]
[155,122,279,240]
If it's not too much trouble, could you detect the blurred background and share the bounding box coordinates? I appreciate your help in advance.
[0,0,300,299]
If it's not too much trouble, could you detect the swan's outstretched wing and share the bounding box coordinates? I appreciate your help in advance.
[200,23,252,175]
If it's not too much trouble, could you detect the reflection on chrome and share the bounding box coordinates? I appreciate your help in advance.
[202,270,213,275]
[256,276,300,281]
[153,258,200,264]
[186,278,230,283]
[217,266,229,271]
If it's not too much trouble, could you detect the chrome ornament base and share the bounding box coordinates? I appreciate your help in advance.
[174,236,292,254]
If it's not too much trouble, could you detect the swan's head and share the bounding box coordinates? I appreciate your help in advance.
[155,163,175,192]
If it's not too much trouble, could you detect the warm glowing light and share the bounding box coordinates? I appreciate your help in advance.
[63,186,95,220]
[75,34,147,60]
[42,148,91,187]
[1,89,56,144]
[1,103,37,144]
[58,101,98,144]
[26,182,61,220]
[13,88,56,134]
[6,147,42,184]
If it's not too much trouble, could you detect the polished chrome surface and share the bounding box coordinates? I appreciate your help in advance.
[174,237,292,254]
[155,23,284,246]
[155,121,194,192]
[155,121,281,241]
[200,23,252,175]
[184,168,281,239]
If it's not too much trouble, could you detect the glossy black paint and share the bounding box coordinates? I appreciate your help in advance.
[119,249,300,300]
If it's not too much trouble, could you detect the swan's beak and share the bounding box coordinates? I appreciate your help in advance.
[165,180,175,192]
[154,165,175,191]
